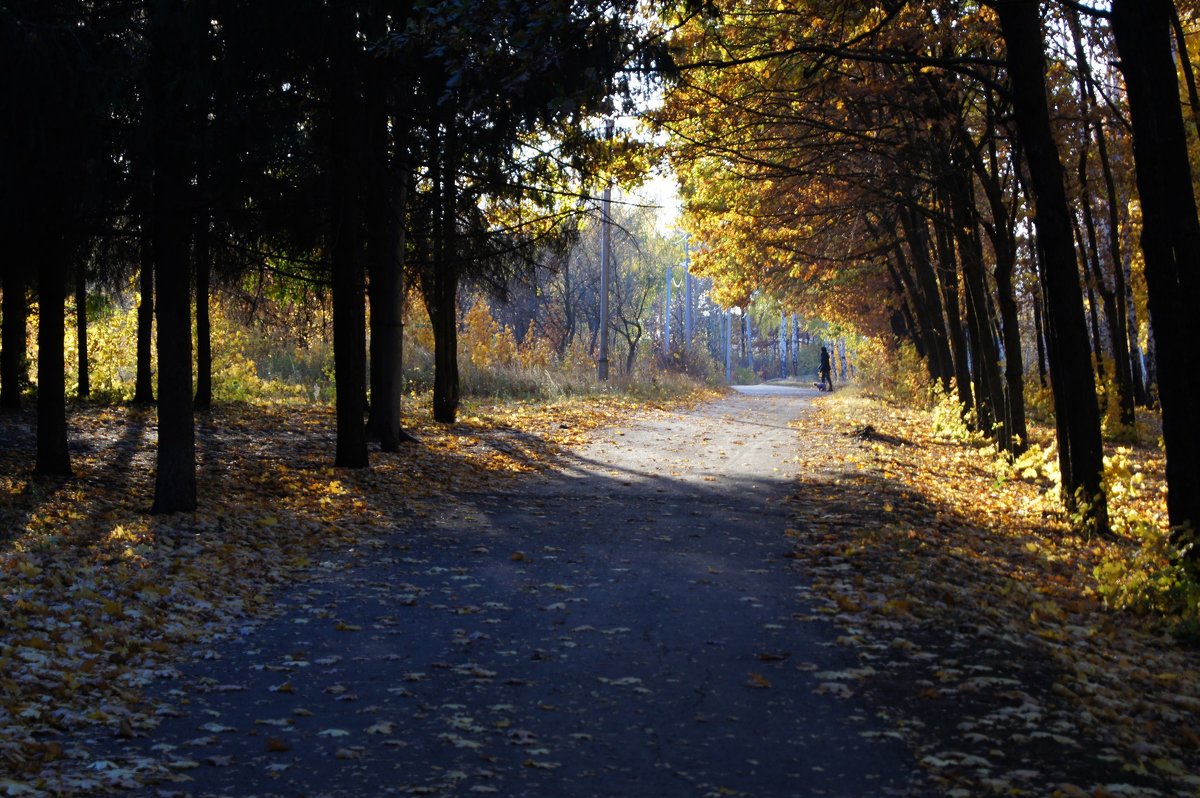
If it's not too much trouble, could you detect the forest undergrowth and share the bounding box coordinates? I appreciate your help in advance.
[788,388,1199,797]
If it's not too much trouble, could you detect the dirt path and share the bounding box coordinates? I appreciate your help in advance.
[94,387,933,797]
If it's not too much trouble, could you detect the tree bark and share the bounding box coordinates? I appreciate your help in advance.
[364,46,412,449]
[75,267,89,400]
[993,1,1107,533]
[947,165,1008,451]
[898,206,955,392]
[35,245,72,476]
[1069,9,1135,426]
[424,265,460,424]
[381,164,411,449]
[194,212,212,411]
[2,268,27,411]
[969,131,1029,452]
[426,119,461,425]
[1111,0,1200,556]
[926,203,974,414]
[149,0,197,513]
[329,2,369,468]
[886,252,928,362]
[1170,4,1200,140]
[1032,285,1048,388]
[134,171,155,404]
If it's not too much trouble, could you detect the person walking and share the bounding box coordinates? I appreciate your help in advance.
[819,345,833,392]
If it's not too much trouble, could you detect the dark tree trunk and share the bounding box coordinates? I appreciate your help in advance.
[134,151,155,405]
[193,0,213,413]
[971,136,1029,452]
[329,2,369,468]
[1073,217,1107,380]
[35,246,72,476]
[134,233,155,404]
[898,206,954,391]
[75,267,89,400]
[424,266,460,424]
[561,255,576,356]
[926,204,974,413]
[194,213,212,411]
[149,0,197,513]
[948,165,1009,451]
[886,254,927,361]
[1112,0,1200,557]
[372,163,410,450]
[1069,9,1136,426]
[364,45,411,449]
[426,119,461,425]
[365,115,386,439]
[2,269,28,411]
[1170,4,1200,139]
[995,1,1107,533]
[889,245,934,371]
[1033,286,1048,388]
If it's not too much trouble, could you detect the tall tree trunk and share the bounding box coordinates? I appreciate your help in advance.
[1073,217,1107,380]
[194,213,212,411]
[150,0,197,513]
[926,204,974,413]
[364,46,411,448]
[561,255,576,356]
[134,171,155,404]
[192,0,213,413]
[134,242,155,403]
[427,120,461,424]
[75,267,89,400]
[35,245,71,476]
[948,165,1009,451]
[994,1,1107,533]
[899,206,955,391]
[1033,285,1048,388]
[1111,0,1200,558]
[364,22,387,442]
[1069,9,1135,426]
[329,2,369,468]
[886,254,928,362]
[970,137,1029,452]
[1170,4,1200,139]
[379,164,411,449]
[2,268,27,411]
[424,265,460,424]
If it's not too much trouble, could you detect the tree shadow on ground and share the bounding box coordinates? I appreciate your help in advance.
[785,466,1173,795]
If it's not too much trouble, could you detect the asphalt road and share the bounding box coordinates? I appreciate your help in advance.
[97,386,933,797]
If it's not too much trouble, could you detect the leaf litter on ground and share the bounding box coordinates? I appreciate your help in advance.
[8,384,1191,796]
[0,391,718,795]
[786,389,1199,797]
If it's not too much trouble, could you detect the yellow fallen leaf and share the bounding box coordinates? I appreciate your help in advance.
[746,672,772,689]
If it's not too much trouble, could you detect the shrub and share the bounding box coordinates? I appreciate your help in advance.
[930,381,983,444]
[856,339,927,405]
[1094,448,1200,638]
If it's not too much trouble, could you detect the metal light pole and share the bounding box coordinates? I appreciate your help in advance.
[597,118,613,381]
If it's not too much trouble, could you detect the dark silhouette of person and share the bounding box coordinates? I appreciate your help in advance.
[819,345,833,391]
